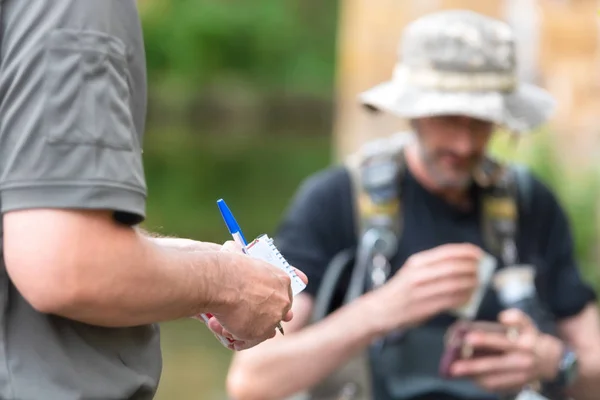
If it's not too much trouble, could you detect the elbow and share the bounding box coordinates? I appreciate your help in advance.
[3,209,125,318]
[5,242,89,316]
[21,284,77,316]
[227,367,271,400]
[23,282,79,317]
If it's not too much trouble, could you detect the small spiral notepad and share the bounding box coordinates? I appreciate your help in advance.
[245,234,306,296]
[195,234,306,346]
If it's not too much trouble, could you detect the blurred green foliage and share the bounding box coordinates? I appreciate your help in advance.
[490,130,599,288]
[141,131,332,241]
[141,0,339,98]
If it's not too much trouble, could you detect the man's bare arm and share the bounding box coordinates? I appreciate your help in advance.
[138,228,222,252]
[556,303,600,400]
[4,209,241,327]
[226,292,384,400]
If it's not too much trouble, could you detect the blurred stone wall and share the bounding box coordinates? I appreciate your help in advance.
[333,0,600,173]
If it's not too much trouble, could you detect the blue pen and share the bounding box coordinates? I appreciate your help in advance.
[217,199,248,251]
[217,198,285,335]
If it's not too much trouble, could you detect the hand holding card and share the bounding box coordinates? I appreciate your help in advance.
[368,243,483,335]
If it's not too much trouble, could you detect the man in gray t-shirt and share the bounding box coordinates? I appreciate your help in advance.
[0,2,303,399]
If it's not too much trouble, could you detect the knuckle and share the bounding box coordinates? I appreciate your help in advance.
[522,335,537,350]
[405,271,419,286]
[471,244,483,256]
[465,242,481,252]
[459,243,482,259]
[222,240,236,248]
[282,298,292,312]
[517,333,536,351]
[406,253,420,267]
[280,273,292,286]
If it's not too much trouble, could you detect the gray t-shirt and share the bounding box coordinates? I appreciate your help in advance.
[0,1,161,399]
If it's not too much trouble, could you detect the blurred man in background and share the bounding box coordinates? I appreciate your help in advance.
[226,10,600,400]
[0,1,301,399]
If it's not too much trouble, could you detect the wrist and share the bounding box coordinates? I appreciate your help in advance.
[538,337,580,397]
[195,251,239,316]
[351,294,388,340]
[356,290,406,339]
[537,334,564,381]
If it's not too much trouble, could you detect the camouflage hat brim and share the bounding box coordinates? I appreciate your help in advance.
[358,80,556,133]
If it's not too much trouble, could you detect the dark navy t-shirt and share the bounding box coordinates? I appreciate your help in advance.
[274,163,596,399]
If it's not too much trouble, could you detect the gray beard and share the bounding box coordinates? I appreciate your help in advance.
[418,145,474,190]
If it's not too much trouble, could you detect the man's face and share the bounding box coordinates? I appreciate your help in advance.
[413,115,494,190]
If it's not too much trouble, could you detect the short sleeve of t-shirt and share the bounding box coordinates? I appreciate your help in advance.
[0,0,148,225]
[275,166,356,297]
[524,174,597,319]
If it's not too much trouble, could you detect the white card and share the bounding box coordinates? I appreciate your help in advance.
[451,252,497,319]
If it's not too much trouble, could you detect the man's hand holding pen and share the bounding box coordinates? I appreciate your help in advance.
[203,240,308,351]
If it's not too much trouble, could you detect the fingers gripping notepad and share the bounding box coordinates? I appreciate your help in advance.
[245,234,306,296]
[196,234,306,346]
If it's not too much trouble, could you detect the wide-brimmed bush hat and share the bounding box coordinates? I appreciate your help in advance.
[359,10,556,133]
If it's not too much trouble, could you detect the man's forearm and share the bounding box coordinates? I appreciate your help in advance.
[5,211,238,328]
[565,353,600,400]
[60,229,234,327]
[228,293,384,400]
[538,334,600,400]
[547,304,600,400]
[138,227,222,252]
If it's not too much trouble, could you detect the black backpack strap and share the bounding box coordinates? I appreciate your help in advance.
[345,132,411,241]
[513,163,534,216]
[308,131,413,321]
[309,132,413,325]
[310,248,355,323]
[343,132,414,303]
[479,157,531,266]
